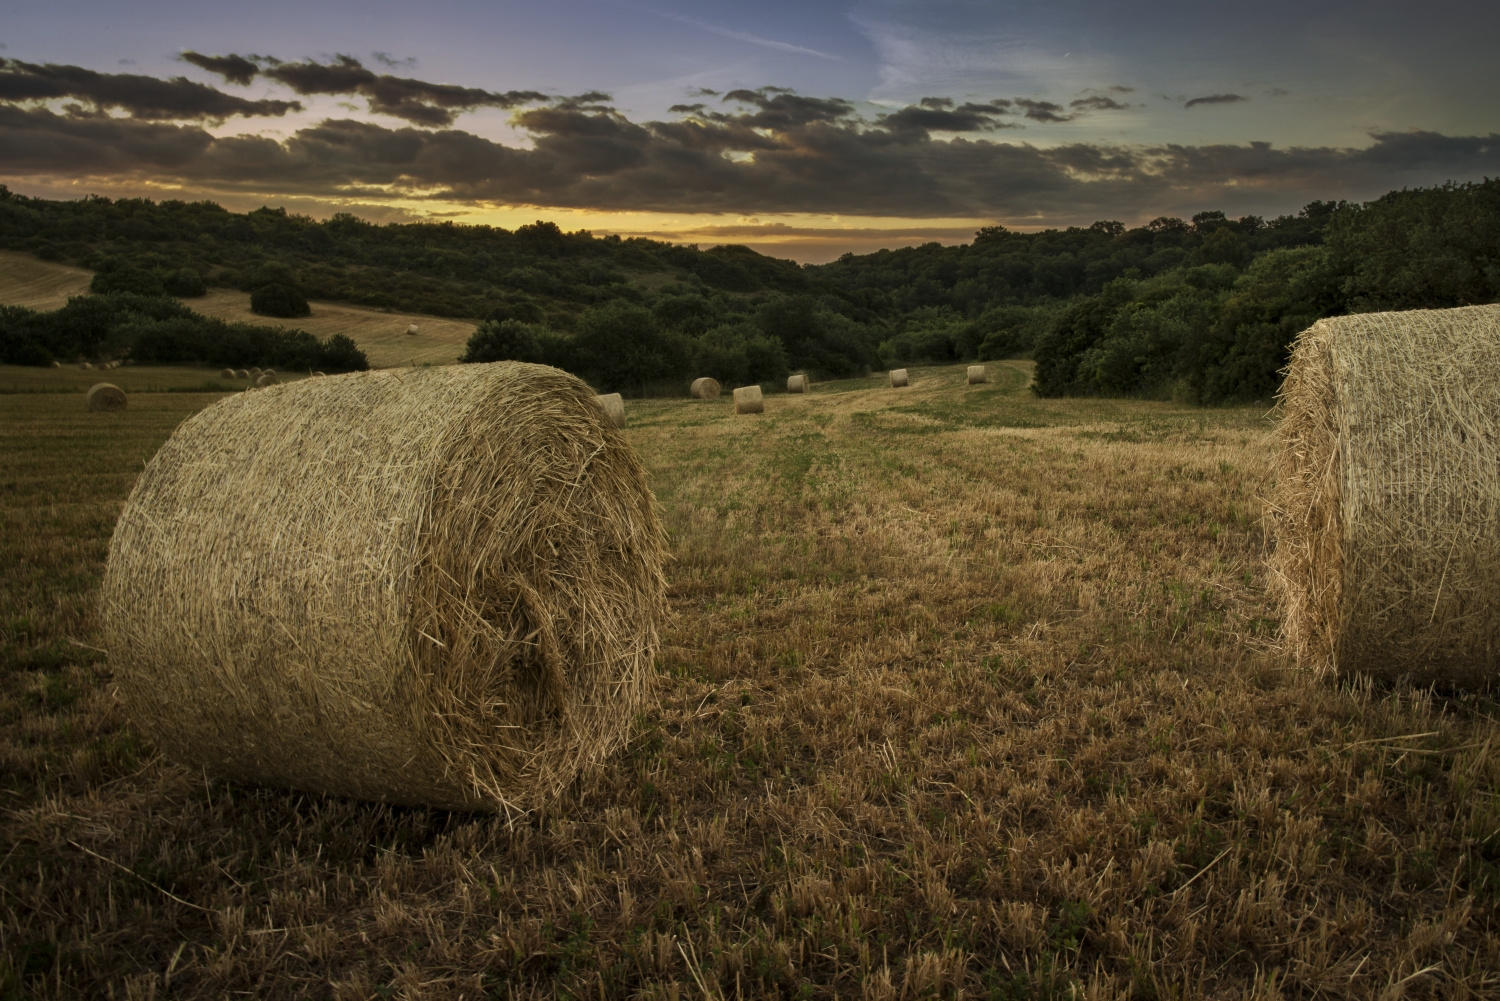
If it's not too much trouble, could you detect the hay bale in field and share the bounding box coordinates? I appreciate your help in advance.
[690,377,721,400]
[595,392,626,428]
[250,367,263,378]
[235,369,250,379]
[967,365,989,385]
[311,370,326,378]
[101,362,667,813]
[787,373,809,394]
[220,368,236,379]
[1269,305,1500,688]
[255,372,278,388]
[890,368,910,387]
[406,323,420,336]
[50,360,61,369]
[80,362,93,371]
[86,382,127,412]
[733,385,764,414]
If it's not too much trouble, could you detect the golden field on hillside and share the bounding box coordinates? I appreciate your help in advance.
[1,362,1496,999]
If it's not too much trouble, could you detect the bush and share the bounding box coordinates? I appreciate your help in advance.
[250,282,310,318]
[461,319,545,364]
[162,268,207,298]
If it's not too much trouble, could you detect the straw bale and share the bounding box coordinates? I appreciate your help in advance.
[80,362,93,370]
[50,360,61,368]
[221,368,236,379]
[733,385,764,414]
[690,377,721,400]
[787,374,809,394]
[235,369,250,379]
[1269,305,1500,688]
[406,323,420,336]
[311,370,326,378]
[595,392,626,428]
[86,383,127,412]
[967,365,989,385]
[890,368,910,387]
[101,362,667,813]
[255,372,278,388]
[250,367,263,377]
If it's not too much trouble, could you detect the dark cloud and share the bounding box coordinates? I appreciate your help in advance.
[2,65,1497,229]
[1185,93,1248,109]
[180,51,259,86]
[187,52,548,125]
[1013,98,1075,123]
[0,58,301,120]
[1070,95,1130,112]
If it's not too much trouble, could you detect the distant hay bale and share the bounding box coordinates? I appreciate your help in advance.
[86,383,127,412]
[101,362,667,813]
[220,368,236,379]
[80,362,93,371]
[1269,305,1500,688]
[690,377,721,400]
[890,368,910,387]
[733,385,764,414]
[967,365,989,385]
[595,392,626,428]
[250,367,263,378]
[787,374,809,394]
[255,372,278,388]
[311,370,326,378]
[50,360,61,369]
[406,323,420,336]
[234,369,250,379]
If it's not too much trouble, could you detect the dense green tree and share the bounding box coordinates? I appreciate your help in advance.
[250,282,311,318]
[461,319,546,364]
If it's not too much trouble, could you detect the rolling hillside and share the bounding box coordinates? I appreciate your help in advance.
[0,251,477,368]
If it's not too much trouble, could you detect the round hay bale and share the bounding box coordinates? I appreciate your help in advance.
[787,373,809,394]
[250,367,263,378]
[595,392,626,428]
[86,382,127,412]
[1269,305,1500,688]
[889,368,910,388]
[967,364,989,385]
[220,368,236,379]
[732,385,764,415]
[80,362,93,371]
[235,369,250,379]
[50,360,61,368]
[690,377,721,400]
[311,370,326,378]
[255,372,278,388]
[101,362,667,813]
[406,323,420,336]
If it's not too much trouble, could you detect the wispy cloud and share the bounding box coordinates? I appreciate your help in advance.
[646,8,843,61]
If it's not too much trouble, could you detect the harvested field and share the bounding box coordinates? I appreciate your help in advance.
[1,360,1497,999]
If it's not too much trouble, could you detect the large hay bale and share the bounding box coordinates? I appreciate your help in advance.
[690,377,721,400]
[787,374,809,394]
[255,372,278,388]
[101,362,667,812]
[595,392,626,428]
[406,323,420,336]
[733,385,764,414]
[1269,305,1500,688]
[967,365,989,385]
[890,368,910,387]
[86,383,127,412]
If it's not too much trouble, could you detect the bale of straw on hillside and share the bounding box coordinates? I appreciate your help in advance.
[595,392,626,428]
[967,365,989,385]
[101,362,667,813]
[890,368,910,387]
[50,360,61,368]
[1269,304,1500,688]
[787,373,809,394]
[80,362,93,371]
[311,370,326,377]
[406,323,420,336]
[220,368,236,379]
[690,377,721,400]
[86,383,127,412]
[733,385,764,414]
[255,372,278,388]
[250,367,263,378]
[235,369,250,379]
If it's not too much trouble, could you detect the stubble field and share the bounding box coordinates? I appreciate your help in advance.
[1,361,1496,999]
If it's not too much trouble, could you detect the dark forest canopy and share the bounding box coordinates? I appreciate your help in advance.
[1,179,1496,401]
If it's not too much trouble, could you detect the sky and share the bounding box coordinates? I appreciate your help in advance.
[1,0,1497,262]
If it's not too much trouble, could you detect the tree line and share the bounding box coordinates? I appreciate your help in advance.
[1,179,1495,400]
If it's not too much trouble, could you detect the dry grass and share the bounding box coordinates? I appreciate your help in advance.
[2,360,1498,1000]
[190,290,476,368]
[0,250,94,310]
[102,364,664,813]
